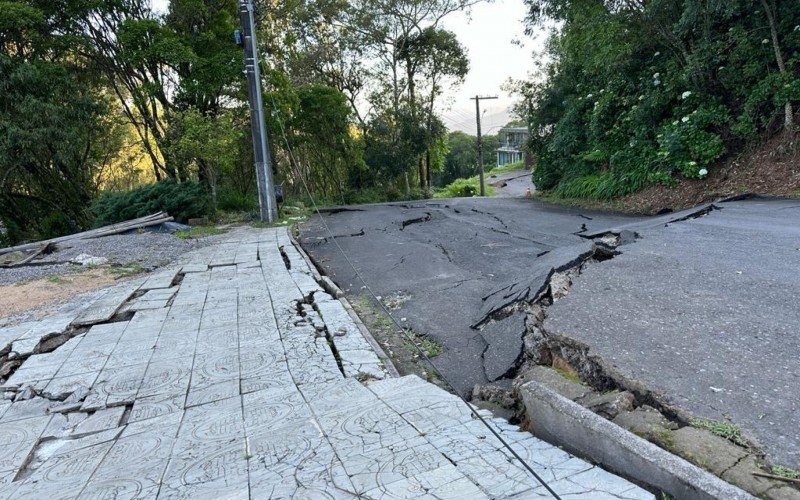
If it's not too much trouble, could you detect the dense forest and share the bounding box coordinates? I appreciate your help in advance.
[519,0,800,199]
[0,0,472,243]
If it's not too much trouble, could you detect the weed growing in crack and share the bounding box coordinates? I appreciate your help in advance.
[690,419,748,447]
[552,366,582,384]
[771,465,800,479]
[651,428,675,448]
[403,330,442,358]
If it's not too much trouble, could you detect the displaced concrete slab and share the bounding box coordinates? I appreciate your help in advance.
[520,379,753,500]
[481,312,526,381]
[73,284,139,326]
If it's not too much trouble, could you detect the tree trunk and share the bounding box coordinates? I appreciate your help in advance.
[425,150,431,191]
[761,0,794,131]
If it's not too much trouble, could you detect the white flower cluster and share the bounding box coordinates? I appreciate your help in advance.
[681,91,692,100]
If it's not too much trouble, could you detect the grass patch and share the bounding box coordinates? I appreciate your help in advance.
[46,275,69,284]
[403,330,443,358]
[174,226,227,239]
[108,262,144,278]
[771,465,800,479]
[553,366,582,384]
[690,419,748,447]
[248,202,314,229]
[487,160,525,175]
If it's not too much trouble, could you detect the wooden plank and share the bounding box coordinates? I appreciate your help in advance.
[0,213,169,256]
[0,243,54,268]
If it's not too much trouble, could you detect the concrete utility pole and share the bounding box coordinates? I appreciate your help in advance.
[238,0,278,222]
[471,95,498,196]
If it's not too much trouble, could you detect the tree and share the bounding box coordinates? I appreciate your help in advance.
[759,0,794,132]
[0,1,124,240]
[516,0,800,199]
[400,27,469,188]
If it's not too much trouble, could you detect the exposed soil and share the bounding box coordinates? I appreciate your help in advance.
[541,135,800,214]
[0,268,123,318]
[620,136,800,214]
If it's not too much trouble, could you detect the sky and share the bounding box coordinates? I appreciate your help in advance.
[439,0,541,135]
[150,0,542,135]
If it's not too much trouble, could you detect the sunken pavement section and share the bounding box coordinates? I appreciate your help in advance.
[0,227,649,499]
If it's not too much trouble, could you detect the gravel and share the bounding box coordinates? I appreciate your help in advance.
[0,230,225,285]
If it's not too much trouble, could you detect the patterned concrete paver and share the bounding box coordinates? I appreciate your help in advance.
[0,227,652,499]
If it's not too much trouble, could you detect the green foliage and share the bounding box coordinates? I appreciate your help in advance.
[174,226,226,239]
[0,1,124,242]
[771,465,800,479]
[90,181,211,226]
[217,189,257,212]
[40,212,79,240]
[435,177,494,198]
[690,418,748,447]
[521,0,800,200]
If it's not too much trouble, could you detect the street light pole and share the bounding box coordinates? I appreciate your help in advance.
[471,95,498,197]
[238,0,278,222]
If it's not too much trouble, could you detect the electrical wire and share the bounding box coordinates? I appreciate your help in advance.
[266,93,562,499]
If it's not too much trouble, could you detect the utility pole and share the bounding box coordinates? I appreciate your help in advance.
[471,95,498,196]
[238,0,278,222]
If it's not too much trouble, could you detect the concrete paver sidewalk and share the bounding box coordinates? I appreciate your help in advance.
[0,227,650,499]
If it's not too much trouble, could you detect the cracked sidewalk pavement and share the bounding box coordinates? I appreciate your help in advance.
[0,226,649,499]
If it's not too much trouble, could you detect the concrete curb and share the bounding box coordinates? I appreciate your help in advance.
[288,229,401,378]
[519,380,755,500]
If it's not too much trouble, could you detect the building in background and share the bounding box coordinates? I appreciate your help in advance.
[496,126,529,167]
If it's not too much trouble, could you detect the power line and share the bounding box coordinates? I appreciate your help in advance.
[266,93,562,500]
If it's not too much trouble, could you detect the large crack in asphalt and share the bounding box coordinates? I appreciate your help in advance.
[472,203,728,418]
[473,238,622,384]
[399,212,432,230]
[470,203,723,389]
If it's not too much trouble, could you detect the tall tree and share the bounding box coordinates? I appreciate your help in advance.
[0,1,124,239]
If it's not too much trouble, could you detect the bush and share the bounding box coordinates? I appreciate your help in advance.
[435,177,494,198]
[90,180,211,226]
[217,189,258,212]
[40,212,79,239]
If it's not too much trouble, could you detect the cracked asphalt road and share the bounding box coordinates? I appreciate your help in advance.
[300,196,800,471]
[299,197,644,396]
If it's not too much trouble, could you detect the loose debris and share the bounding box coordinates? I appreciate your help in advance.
[0,212,173,257]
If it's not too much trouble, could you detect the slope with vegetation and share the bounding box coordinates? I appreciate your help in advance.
[517,0,800,203]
